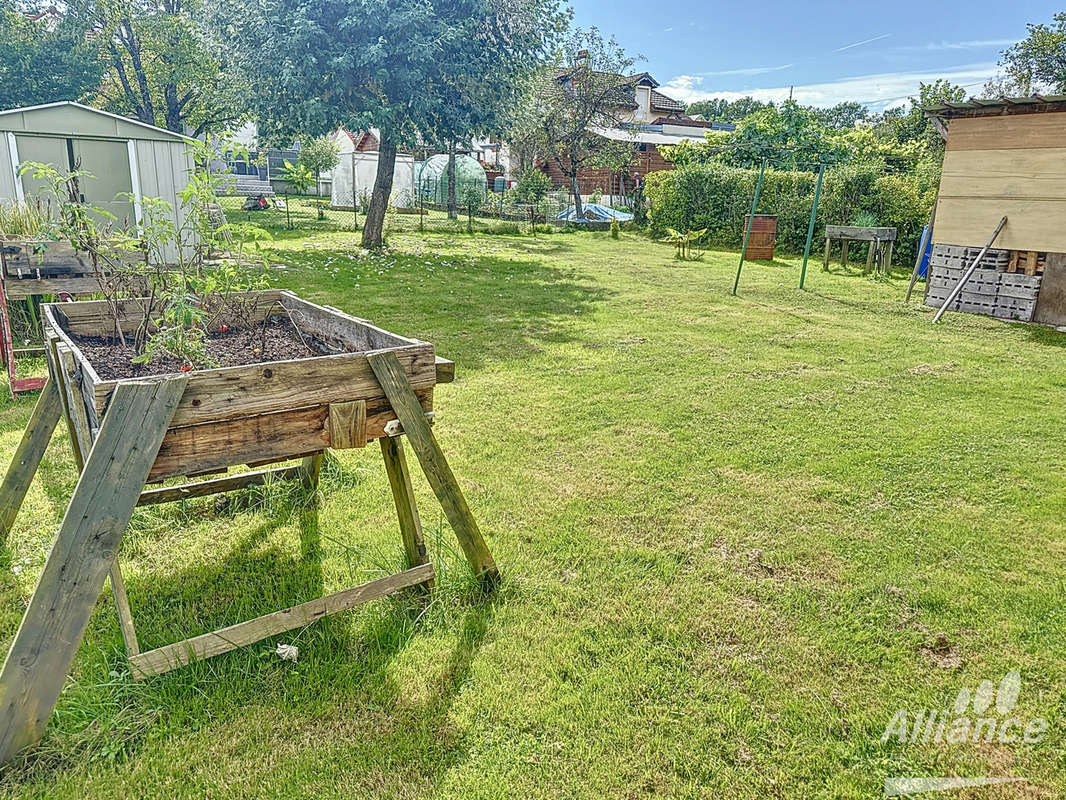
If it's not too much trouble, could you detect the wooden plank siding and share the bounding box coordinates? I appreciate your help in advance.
[934,111,1066,253]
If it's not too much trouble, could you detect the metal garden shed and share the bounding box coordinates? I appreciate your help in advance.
[0,101,193,261]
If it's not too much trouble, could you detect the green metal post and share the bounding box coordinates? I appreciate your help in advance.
[732,158,767,296]
[799,163,825,289]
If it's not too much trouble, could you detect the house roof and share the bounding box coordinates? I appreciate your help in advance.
[0,101,191,142]
[591,124,709,147]
[924,95,1066,119]
[650,90,685,113]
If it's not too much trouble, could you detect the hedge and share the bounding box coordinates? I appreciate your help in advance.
[645,164,933,265]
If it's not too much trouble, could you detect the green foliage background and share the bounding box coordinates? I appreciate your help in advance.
[645,164,930,263]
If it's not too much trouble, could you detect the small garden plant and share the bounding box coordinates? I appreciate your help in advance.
[17,137,281,372]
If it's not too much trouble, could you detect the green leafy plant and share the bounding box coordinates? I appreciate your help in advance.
[461,186,483,234]
[664,227,708,260]
[512,168,552,204]
[850,211,879,227]
[280,160,315,195]
[609,218,620,239]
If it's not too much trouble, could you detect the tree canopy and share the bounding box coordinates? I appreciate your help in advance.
[230,0,564,245]
[985,12,1066,95]
[0,1,103,109]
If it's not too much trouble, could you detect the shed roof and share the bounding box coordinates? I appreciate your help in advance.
[0,102,191,143]
[924,95,1066,120]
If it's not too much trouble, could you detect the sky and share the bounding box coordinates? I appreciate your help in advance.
[567,0,1063,111]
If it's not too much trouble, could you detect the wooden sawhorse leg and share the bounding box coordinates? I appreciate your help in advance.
[369,350,498,587]
[0,379,61,544]
[0,376,188,763]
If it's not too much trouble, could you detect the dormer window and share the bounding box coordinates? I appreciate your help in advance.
[636,86,650,120]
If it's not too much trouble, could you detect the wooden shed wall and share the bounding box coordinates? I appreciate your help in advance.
[934,112,1066,252]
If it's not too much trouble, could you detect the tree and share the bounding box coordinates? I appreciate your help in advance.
[522,28,638,220]
[232,0,563,247]
[686,97,772,123]
[716,101,843,169]
[72,0,246,134]
[985,12,1066,95]
[298,136,340,198]
[813,102,870,130]
[0,1,104,108]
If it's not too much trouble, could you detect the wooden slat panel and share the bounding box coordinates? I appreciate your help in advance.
[940,148,1066,201]
[932,197,1066,254]
[93,344,435,427]
[946,113,1066,151]
[128,562,435,679]
[147,388,433,482]
[279,292,421,351]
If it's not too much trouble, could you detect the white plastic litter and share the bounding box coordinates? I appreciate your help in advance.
[276,643,299,662]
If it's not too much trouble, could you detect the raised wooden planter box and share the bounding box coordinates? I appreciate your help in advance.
[41,289,451,482]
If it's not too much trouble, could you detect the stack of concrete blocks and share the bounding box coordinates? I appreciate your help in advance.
[925,243,1042,322]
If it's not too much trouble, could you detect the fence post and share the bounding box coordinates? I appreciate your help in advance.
[351,151,358,232]
[285,192,292,230]
[419,190,425,233]
[732,158,767,296]
[799,163,825,290]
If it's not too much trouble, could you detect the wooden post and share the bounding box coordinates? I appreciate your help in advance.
[841,240,849,269]
[0,380,62,542]
[299,452,323,492]
[368,351,498,586]
[823,237,831,271]
[380,436,430,573]
[0,376,187,762]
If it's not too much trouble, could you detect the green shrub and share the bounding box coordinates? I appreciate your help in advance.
[609,218,620,239]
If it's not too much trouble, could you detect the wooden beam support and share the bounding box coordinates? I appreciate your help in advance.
[380,436,430,575]
[0,375,187,763]
[368,350,498,587]
[128,562,435,680]
[0,379,62,543]
[299,452,323,492]
[136,465,305,507]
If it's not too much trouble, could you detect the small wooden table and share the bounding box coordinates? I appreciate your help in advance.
[823,225,897,276]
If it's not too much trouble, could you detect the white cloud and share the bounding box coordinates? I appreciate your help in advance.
[833,33,891,53]
[898,38,1014,52]
[662,63,999,111]
[697,63,794,77]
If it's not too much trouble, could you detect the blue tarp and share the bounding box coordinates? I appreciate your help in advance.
[556,203,634,223]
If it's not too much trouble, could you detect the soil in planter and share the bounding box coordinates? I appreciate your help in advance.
[69,317,353,380]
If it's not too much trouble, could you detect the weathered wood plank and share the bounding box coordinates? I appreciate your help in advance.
[0,380,62,542]
[367,351,498,586]
[380,436,430,573]
[127,562,435,679]
[933,197,1066,254]
[147,389,432,482]
[299,452,323,492]
[946,114,1066,152]
[136,465,304,506]
[279,292,422,352]
[434,356,455,384]
[0,375,187,763]
[90,345,435,427]
[329,400,366,449]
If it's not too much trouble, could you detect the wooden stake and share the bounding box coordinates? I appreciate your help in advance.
[0,376,187,762]
[368,351,498,586]
[380,436,430,574]
[0,379,61,543]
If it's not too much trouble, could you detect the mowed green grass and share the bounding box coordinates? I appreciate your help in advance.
[0,230,1063,798]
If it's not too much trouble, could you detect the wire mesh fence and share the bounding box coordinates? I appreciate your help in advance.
[215,192,591,237]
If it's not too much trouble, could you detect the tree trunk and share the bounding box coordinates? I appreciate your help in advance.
[362,134,397,249]
[570,165,583,221]
[447,142,457,220]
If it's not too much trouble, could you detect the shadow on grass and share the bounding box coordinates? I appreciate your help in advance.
[1024,323,1066,348]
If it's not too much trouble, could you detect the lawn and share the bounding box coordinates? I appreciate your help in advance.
[0,229,1063,798]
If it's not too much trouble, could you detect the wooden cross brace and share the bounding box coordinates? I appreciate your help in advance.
[0,350,496,764]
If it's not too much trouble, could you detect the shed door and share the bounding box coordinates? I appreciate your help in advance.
[15,135,135,232]
[15,135,69,199]
[72,139,135,231]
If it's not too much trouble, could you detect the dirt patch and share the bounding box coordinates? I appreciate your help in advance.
[70,317,351,380]
[920,631,964,669]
